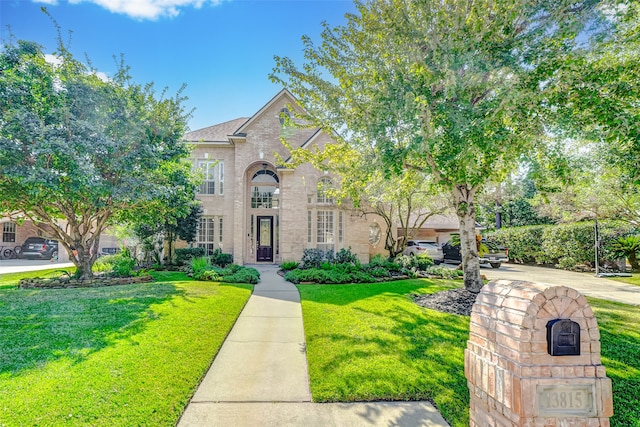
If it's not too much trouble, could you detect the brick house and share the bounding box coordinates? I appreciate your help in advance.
[184,89,387,265]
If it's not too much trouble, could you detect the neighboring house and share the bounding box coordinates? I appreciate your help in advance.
[184,89,387,265]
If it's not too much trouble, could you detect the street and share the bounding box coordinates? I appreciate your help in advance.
[481,263,640,306]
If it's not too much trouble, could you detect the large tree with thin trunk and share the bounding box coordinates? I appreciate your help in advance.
[0,36,197,279]
[272,0,612,291]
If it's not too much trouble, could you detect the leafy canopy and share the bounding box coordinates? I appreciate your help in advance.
[0,32,197,278]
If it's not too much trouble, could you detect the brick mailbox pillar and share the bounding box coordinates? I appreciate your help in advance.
[465,280,613,426]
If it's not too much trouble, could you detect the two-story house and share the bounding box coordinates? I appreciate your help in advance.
[184,89,387,265]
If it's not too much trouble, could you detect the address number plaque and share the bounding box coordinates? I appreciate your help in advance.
[536,384,596,417]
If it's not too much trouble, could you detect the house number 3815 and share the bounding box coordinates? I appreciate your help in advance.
[536,385,595,417]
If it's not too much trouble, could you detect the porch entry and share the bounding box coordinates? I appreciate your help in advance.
[256,216,273,262]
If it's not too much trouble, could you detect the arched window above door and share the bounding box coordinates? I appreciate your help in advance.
[252,169,279,183]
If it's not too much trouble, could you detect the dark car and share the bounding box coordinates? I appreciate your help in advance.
[19,237,59,260]
[442,239,508,268]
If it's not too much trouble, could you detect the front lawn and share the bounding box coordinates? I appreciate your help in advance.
[0,270,252,426]
[611,273,640,287]
[299,279,640,427]
[298,279,470,426]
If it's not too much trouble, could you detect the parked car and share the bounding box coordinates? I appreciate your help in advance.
[442,239,508,268]
[19,237,59,260]
[403,240,444,264]
[98,247,120,257]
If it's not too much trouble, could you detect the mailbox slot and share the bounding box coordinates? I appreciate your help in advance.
[547,319,581,356]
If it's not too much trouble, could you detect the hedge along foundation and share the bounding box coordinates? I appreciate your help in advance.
[465,280,613,426]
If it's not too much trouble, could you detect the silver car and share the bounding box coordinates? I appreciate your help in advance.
[403,240,443,264]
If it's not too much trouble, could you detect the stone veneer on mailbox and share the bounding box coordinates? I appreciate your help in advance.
[465,280,613,426]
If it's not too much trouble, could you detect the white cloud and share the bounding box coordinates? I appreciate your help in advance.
[44,54,63,66]
[64,0,224,20]
[33,0,59,4]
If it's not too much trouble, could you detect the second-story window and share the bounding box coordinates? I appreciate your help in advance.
[196,159,224,195]
[317,177,335,204]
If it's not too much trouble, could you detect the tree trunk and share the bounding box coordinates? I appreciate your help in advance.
[629,252,639,271]
[453,184,483,293]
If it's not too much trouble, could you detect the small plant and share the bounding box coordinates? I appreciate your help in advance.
[301,248,325,269]
[608,235,640,271]
[335,247,359,265]
[280,260,299,271]
[111,248,136,278]
[210,248,233,267]
[190,256,212,280]
[174,247,206,266]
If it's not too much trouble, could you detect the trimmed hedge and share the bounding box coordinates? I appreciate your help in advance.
[485,221,637,269]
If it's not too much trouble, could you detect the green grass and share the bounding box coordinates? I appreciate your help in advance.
[298,279,470,427]
[0,267,77,288]
[611,273,640,287]
[299,279,640,427]
[0,270,252,426]
[590,298,640,427]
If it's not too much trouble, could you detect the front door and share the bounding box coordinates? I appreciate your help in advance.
[256,216,273,262]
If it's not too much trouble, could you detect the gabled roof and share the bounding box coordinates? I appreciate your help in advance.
[234,88,300,135]
[184,117,249,143]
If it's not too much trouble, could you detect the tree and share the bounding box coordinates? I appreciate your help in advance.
[0,34,197,279]
[547,1,640,185]
[272,0,609,291]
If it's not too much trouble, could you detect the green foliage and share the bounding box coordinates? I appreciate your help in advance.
[110,249,136,278]
[425,266,464,279]
[301,248,325,269]
[220,267,260,285]
[174,247,206,266]
[486,221,637,269]
[280,260,299,271]
[0,29,197,279]
[284,268,375,285]
[335,247,359,266]
[210,248,233,268]
[607,235,640,271]
[190,256,211,280]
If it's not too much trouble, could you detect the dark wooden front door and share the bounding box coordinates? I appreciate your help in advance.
[256,216,273,262]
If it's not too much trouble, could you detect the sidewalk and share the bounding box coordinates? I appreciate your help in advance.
[0,259,74,275]
[177,265,450,427]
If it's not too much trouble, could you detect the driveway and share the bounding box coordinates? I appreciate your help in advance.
[0,259,74,275]
[482,263,640,306]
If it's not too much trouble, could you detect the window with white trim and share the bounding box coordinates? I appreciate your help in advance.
[197,216,223,255]
[2,222,16,243]
[316,210,334,253]
[317,177,335,204]
[196,160,224,195]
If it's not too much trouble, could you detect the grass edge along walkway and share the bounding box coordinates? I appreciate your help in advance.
[298,279,640,427]
[0,270,252,427]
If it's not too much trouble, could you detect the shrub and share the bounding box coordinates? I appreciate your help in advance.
[335,247,359,265]
[210,248,233,267]
[190,256,212,280]
[92,254,118,273]
[368,254,388,268]
[425,265,464,279]
[221,267,260,284]
[111,249,136,278]
[301,248,325,269]
[175,247,206,266]
[485,221,637,269]
[415,254,434,270]
[280,260,299,271]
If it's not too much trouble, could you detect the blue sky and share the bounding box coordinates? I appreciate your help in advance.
[1,0,356,131]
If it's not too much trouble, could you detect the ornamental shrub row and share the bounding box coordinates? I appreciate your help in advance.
[484,221,637,269]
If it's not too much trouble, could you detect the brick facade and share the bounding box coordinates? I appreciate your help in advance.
[185,89,387,265]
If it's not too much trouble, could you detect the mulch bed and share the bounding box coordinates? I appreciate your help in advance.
[413,288,479,316]
[18,275,154,289]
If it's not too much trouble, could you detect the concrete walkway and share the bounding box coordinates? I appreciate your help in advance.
[177,265,450,427]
